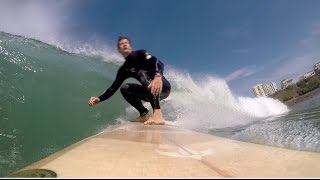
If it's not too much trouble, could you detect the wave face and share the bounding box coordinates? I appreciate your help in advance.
[0,31,127,176]
[0,31,294,176]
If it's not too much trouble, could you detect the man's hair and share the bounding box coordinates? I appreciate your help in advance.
[117,36,131,49]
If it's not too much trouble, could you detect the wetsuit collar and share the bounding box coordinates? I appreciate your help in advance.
[124,51,133,60]
[122,50,133,59]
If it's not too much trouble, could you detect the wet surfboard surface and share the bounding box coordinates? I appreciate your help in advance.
[10,122,320,177]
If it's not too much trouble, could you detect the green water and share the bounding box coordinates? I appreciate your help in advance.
[0,32,128,176]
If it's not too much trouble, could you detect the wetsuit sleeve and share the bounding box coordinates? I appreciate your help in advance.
[98,66,127,102]
[138,49,164,76]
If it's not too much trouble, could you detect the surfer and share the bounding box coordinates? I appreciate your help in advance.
[88,36,171,125]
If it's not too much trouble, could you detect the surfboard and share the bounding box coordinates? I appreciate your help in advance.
[8,122,320,177]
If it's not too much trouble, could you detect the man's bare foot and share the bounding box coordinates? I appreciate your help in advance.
[144,118,165,125]
[144,109,165,125]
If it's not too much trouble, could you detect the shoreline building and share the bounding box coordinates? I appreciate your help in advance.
[314,62,320,73]
[252,82,278,97]
[304,70,315,79]
[299,62,319,82]
[252,84,266,97]
[281,79,294,89]
[263,82,278,96]
[299,70,316,82]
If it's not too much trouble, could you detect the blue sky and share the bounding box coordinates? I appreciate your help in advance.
[1,0,320,96]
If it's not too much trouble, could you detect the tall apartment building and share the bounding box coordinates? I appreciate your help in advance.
[263,82,278,96]
[252,84,266,97]
[314,62,320,72]
[252,82,278,97]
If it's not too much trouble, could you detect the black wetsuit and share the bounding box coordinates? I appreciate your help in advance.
[98,49,171,116]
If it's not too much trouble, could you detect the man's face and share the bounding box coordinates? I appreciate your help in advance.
[118,39,132,56]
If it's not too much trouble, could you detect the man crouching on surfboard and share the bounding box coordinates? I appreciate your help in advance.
[88,36,171,125]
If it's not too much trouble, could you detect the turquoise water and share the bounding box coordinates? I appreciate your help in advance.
[1,31,319,176]
[0,32,128,176]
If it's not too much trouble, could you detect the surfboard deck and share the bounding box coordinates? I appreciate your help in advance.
[9,122,320,177]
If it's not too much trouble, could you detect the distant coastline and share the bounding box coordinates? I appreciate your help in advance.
[270,72,320,106]
[284,87,320,107]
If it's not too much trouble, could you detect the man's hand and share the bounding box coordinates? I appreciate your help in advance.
[148,76,163,96]
[88,97,100,106]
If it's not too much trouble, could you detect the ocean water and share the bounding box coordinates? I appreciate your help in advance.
[0,31,319,176]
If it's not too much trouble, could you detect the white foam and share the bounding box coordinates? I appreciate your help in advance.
[60,40,124,64]
[237,96,289,118]
[162,69,290,132]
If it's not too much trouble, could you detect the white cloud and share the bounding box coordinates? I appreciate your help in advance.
[241,21,320,89]
[225,54,319,96]
[260,21,320,84]
[224,22,320,96]
[224,67,256,82]
[271,54,319,81]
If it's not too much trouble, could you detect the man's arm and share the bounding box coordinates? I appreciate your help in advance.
[98,66,127,102]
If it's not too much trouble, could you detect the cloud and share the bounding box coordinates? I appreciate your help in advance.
[257,21,320,85]
[270,54,319,81]
[226,55,311,89]
[241,21,320,88]
[224,67,257,82]
[237,54,320,95]
[226,21,320,97]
